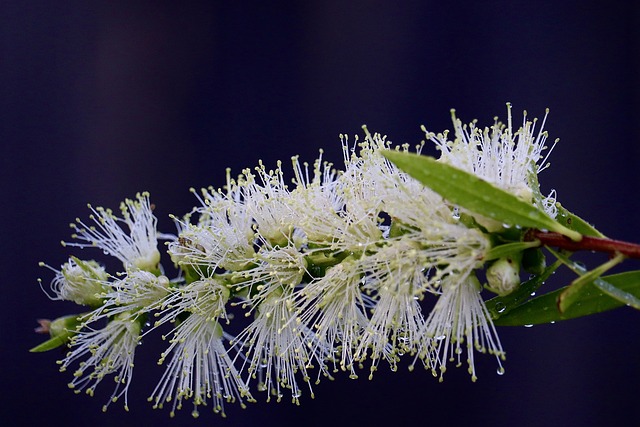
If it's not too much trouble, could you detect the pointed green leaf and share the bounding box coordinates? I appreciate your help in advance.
[29,335,68,353]
[557,252,625,313]
[485,240,541,262]
[591,277,640,310]
[382,150,581,241]
[555,203,605,238]
[547,248,640,310]
[29,314,82,353]
[493,270,640,326]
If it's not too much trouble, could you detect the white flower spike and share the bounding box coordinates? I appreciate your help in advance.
[37,105,638,422]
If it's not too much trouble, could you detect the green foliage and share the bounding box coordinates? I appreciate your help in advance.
[549,248,640,311]
[383,149,640,326]
[29,314,82,353]
[555,203,605,238]
[557,253,625,313]
[29,335,69,353]
[494,270,640,326]
[485,241,541,262]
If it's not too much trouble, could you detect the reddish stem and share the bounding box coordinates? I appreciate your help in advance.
[526,230,640,259]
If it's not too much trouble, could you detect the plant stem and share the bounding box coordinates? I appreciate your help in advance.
[526,230,640,259]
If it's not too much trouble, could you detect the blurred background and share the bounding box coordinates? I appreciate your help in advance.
[1,1,639,426]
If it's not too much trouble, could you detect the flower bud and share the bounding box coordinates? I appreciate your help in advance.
[486,256,521,296]
[42,257,108,307]
[30,314,83,353]
[49,314,82,338]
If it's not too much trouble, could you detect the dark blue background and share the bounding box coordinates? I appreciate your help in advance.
[1,1,639,426]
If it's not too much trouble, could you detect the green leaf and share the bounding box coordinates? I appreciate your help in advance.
[554,203,605,238]
[557,252,625,313]
[29,314,83,353]
[592,277,640,310]
[548,248,640,311]
[486,261,560,319]
[493,270,640,326]
[29,335,68,353]
[382,150,581,241]
[485,240,541,262]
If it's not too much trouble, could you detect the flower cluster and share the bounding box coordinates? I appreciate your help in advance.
[37,105,558,417]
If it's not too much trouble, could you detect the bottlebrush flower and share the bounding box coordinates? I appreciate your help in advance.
[89,270,171,322]
[232,242,308,310]
[414,275,505,382]
[34,105,591,420]
[168,182,256,273]
[149,278,251,417]
[427,104,558,218]
[63,192,162,271]
[150,317,249,417]
[58,312,143,412]
[39,257,108,307]
[232,286,322,404]
[287,151,345,245]
[294,258,369,379]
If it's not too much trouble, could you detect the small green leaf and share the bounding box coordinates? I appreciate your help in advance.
[493,270,640,326]
[557,252,625,313]
[382,150,581,241]
[485,240,541,262]
[547,248,640,310]
[29,314,82,353]
[555,203,605,238]
[29,335,68,353]
[591,277,640,310]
